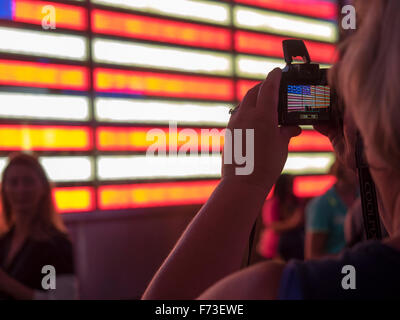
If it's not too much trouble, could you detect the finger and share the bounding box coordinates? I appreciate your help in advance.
[237,82,262,116]
[256,68,282,122]
[280,126,302,142]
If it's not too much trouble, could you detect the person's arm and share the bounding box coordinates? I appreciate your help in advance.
[270,208,303,233]
[197,260,285,300]
[0,268,34,300]
[304,232,329,260]
[142,68,301,300]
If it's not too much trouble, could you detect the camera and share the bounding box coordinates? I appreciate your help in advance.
[278,39,334,126]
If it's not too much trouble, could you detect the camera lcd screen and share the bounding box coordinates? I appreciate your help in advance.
[287,85,330,113]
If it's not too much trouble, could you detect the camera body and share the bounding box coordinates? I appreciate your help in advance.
[278,40,333,126]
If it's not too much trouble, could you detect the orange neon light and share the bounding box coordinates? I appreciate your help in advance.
[289,130,333,152]
[92,9,231,50]
[0,60,88,90]
[235,31,337,63]
[14,0,87,30]
[236,79,260,101]
[0,125,92,151]
[96,127,225,152]
[54,187,95,213]
[98,180,219,210]
[293,175,336,198]
[234,0,337,20]
[95,68,234,101]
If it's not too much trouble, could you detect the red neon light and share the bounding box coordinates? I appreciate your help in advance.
[289,130,333,152]
[14,0,87,30]
[97,127,225,152]
[0,60,89,90]
[236,79,260,101]
[235,31,337,63]
[54,187,95,213]
[234,0,337,20]
[0,125,92,151]
[98,180,220,210]
[92,9,231,50]
[95,68,234,101]
[293,175,336,198]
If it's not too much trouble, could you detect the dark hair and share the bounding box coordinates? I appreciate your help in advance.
[273,174,295,203]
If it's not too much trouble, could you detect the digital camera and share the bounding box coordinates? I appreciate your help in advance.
[278,39,335,126]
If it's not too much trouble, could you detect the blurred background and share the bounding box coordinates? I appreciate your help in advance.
[0,0,339,299]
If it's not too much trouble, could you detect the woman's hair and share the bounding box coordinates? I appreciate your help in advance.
[273,174,295,203]
[331,0,400,171]
[0,152,67,239]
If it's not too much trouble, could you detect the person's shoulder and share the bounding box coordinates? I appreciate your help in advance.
[280,241,400,299]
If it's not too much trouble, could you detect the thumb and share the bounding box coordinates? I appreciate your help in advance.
[280,126,302,141]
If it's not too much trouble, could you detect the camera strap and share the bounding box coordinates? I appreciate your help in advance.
[355,134,382,240]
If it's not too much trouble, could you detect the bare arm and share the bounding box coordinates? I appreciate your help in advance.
[142,68,301,300]
[270,208,303,233]
[197,260,285,300]
[304,232,329,260]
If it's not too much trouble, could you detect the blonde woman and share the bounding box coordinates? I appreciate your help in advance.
[143,0,400,300]
[0,153,77,300]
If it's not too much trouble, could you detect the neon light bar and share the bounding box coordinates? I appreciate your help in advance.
[0,27,87,60]
[293,175,336,198]
[95,98,230,126]
[54,187,95,213]
[92,0,230,25]
[98,180,219,210]
[283,153,334,175]
[0,125,92,151]
[96,127,225,152]
[289,130,333,152]
[234,0,337,20]
[236,79,260,101]
[235,31,337,63]
[236,55,285,79]
[0,60,89,90]
[94,68,234,101]
[0,93,89,121]
[234,6,337,43]
[13,0,87,30]
[93,39,232,76]
[92,9,231,50]
[39,157,93,182]
[97,155,222,180]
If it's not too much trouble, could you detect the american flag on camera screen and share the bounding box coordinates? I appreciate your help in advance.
[288,85,330,112]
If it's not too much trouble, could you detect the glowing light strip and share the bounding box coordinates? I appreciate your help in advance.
[236,79,260,101]
[39,157,93,182]
[98,180,219,210]
[283,153,334,175]
[234,6,337,43]
[234,0,337,20]
[0,60,89,90]
[0,92,89,121]
[97,155,222,180]
[95,68,234,101]
[92,0,230,25]
[293,175,336,198]
[14,0,87,30]
[0,27,87,60]
[54,187,95,213]
[236,55,285,79]
[92,9,231,50]
[235,31,337,63]
[93,39,232,76]
[0,125,92,151]
[96,127,226,152]
[95,98,230,126]
[289,130,333,152]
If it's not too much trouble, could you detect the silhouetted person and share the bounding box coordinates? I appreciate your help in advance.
[0,153,77,300]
